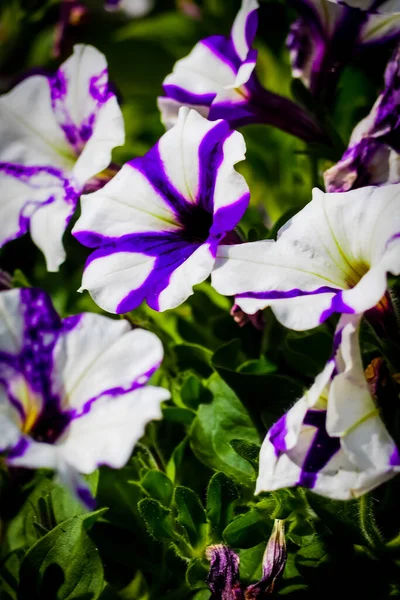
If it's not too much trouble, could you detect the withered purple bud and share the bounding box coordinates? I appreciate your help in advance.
[244,520,287,599]
[206,544,243,600]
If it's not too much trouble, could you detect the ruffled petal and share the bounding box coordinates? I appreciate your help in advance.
[52,44,125,185]
[56,386,170,473]
[52,317,164,412]
[213,185,400,329]
[256,317,399,500]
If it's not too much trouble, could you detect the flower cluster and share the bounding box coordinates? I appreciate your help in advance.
[1,0,400,537]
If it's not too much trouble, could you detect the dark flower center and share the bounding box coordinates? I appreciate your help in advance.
[178,203,213,244]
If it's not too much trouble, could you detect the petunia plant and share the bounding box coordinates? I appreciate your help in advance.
[1,0,400,599]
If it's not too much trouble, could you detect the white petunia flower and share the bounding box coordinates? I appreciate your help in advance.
[73,107,250,314]
[0,44,124,271]
[0,288,169,507]
[212,184,400,331]
[256,315,400,500]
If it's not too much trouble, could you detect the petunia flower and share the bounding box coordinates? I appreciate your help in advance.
[206,520,287,599]
[0,44,125,272]
[157,0,326,144]
[324,47,400,192]
[104,0,154,17]
[287,0,400,98]
[72,107,250,314]
[0,287,169,506]
[256,315,400,500]
[212,184,400,331]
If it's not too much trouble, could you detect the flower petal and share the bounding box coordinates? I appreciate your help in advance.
[79,250,157,313]
[360,12,400,43]
[231,0,259,61]
[30,194,77,272]
[74,164,181,244]
[213,185,400,329]
[156,243,215,311]
[0,414,22,453]
[256,316,399,500]
[157,107,231,205]
[0,289,25,354]
[56,386,170,473]
[52,44,125,185]
[53,317,164,413]
[0,75,72,169]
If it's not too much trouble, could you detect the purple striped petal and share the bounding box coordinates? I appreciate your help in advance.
[0,287,169,502]
[256,316,399,500]
[0,44,124,271]
[213,184,400,331]
[325,47,400,192]
[74,108,250,313]
[287,0,400,97]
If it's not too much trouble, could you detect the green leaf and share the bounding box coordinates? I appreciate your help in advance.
[191,591,211,600]
[238,543,265,584]
[206,472,240,541]
[223,509,273,549]
[166,437,188,484]
[141,470,174,508]
[5,473,98,553]
[162,406,196,426]
[305,492,365,546]
[186,558,210,591]
[213,354,304,437]
[138,498,177,543]
[173,344,214,379]
[0,549,24,600]
[174,486,207,551]
[98,467,146,533]
[230,439,260,474]
[190,374,260,483]
[181,375,212,411]
[18,510,105,600]
[284,327,333,379]
[237,358,277,375]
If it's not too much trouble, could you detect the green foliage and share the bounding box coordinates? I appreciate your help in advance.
[190,374,260,483]
[18,510,106,600]
[1,0,400,598]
